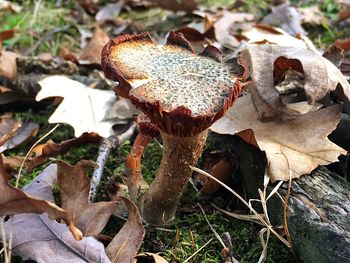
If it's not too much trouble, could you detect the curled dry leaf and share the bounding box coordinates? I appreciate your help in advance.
[0,158,83,240]
[1,154,24,179]
[239,44,350,120]
[210,94,346,182]
[79,26,110,65]
[57,160,116,237]
[0,118,20,149]
[106,196,145,263]
[0,164,110,263]
[36,76,124,137]
[196,152,237,195]
[0,119,39,153]
[28,132,101,170]
[199,159,235,195]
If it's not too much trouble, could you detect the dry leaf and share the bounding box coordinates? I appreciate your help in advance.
[0,0,21,12]
[0,118,39,153]
[36,76,122,137]
[0,114,20,148]
[239,44,350,120]
[0,164,110,263]
[57,160,116,237]
[133,252,168,263]
[0,50,18,81]
[149,0,197,12]
[339,7,350,21]
[298,6,326,25]
[241,25,308,48]
[0,160,82,240]
[106,196,145,263]
[28,132,101,170]
[323,45,344,68]
[95,1,125,22]
[199,159,235,195]
[341,60,350,80]
[79,26,110,65]
[0,29,15,42]
[335,37,350,51]
[213,10,254,49]
[210,94,346,182]
[1,154,24,179]
[196,151,237,195]
[262,3,305,35]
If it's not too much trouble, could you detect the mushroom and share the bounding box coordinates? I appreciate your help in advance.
[102,31,244,225]
[126,113,159,204]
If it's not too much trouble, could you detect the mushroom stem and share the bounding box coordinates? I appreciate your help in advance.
[126,133,151,203]
[142,130,208,225]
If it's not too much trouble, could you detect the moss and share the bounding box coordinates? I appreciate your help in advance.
[0,1,79,55]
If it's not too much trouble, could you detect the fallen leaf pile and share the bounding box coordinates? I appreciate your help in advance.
[211,95,346,181]
[0,158,83,241]
[0,160,149,263]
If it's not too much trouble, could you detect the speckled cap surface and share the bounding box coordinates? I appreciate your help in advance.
[102,31,243,136]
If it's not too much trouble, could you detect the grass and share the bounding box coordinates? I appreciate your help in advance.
[0,1,79,55]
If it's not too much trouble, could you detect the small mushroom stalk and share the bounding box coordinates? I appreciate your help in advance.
[142,131,208,225]
[126,113,159,204]
[126,133,151,202]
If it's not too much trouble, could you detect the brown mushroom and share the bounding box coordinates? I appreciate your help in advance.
[126,113,159,204]
[102,31,244,225]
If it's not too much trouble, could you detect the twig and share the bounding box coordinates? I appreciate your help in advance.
[89,136,119,202]
[89,123,136,202]
[283,171,293,245]
[0,217,8,263]
[183,238,213,263]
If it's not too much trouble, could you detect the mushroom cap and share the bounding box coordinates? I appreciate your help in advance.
[137,112,159,138]
[102,31,243,136]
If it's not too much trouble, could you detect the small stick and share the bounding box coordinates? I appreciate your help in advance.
[89,122,136,202]
[0,217,9,263]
